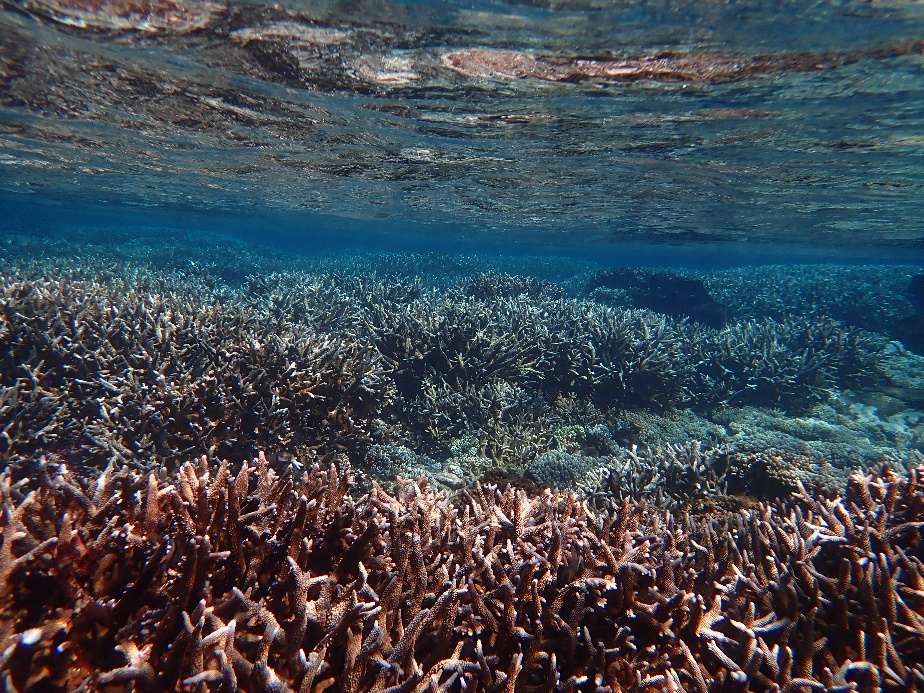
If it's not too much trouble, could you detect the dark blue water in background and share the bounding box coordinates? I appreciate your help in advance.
[3,191,923,269]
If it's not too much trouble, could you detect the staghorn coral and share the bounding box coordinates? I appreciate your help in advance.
[412,377,557,468]
[366,295,551,396]
[526,441,919,510]
[450,271,565,302]
[241,272,426,337]
[702,264,920,337]
[365,293,691,466]
[365,288,689,409]
[684,317,875,411]
[2,250,916,478]
[524,450,610,497]
[1,454,923,692]
[588,442,736,509]
[2,254,913,477]
[561,304,687,409]
[0,274,392,467]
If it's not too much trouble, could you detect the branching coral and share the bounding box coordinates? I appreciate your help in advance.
[557,304,687,408]
[0,275,392,466]
[0,257,901,478]
[684,317,875,411]
[367,296,549,395]
[450,271,565,302]
[1,454,922,693]
[414,377,557,466]
[242,272,426,336]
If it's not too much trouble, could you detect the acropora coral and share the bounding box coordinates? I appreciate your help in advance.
[0,454,921,692]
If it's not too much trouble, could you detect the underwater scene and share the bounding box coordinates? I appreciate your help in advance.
[1,0,924,690]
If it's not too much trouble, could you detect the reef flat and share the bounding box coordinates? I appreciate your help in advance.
[1,228,923,496]
[1,228,923,690]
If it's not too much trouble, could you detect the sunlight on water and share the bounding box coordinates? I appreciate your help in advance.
[1,0,923,245]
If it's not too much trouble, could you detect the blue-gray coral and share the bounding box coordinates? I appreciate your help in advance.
[0,273,393,466]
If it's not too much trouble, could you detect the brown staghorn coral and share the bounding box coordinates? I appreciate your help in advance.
[1,454,922,692]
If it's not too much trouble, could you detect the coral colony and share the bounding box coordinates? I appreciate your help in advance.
[1,455,923,692]
[1,251,923,691]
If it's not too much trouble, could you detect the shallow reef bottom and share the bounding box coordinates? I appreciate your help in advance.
[0,453,922,693]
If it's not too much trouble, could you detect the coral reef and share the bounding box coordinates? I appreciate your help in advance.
[0,274,392,467]
[524,440,853,508]
[450,272,565,303]
[702,264,921,351]
[594,442,736,508]
[911,274,924,311]
[1,454,922,692]
[524,450,609,494]
[412,378,557,467]
[895,274,924,354]
[714,405,914,469]
[684,318,874,411]
[1,248,918,478]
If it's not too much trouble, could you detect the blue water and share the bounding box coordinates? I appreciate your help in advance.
[1,0,923,477]
[1,0,923,249]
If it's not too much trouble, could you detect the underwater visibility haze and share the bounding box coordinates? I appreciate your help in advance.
[1,0,924,692]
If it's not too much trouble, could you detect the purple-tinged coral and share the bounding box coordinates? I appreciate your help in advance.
[1,454,922,692]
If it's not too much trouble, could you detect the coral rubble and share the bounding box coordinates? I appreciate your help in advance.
[1,455,922,692]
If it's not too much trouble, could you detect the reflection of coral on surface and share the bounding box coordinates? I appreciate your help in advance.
[1,455,923,692]
[441,48,847,84]
[24,0,222,31]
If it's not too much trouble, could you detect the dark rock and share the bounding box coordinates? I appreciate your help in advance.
[610,422,645,450]
[588,268,727,327]
[894,314,924,354]
[910,273,924,313]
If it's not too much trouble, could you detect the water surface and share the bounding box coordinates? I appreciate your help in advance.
[1,0,923,248]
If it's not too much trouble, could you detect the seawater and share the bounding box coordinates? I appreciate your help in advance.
[2,3,924,687]
[1,0,923,483]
